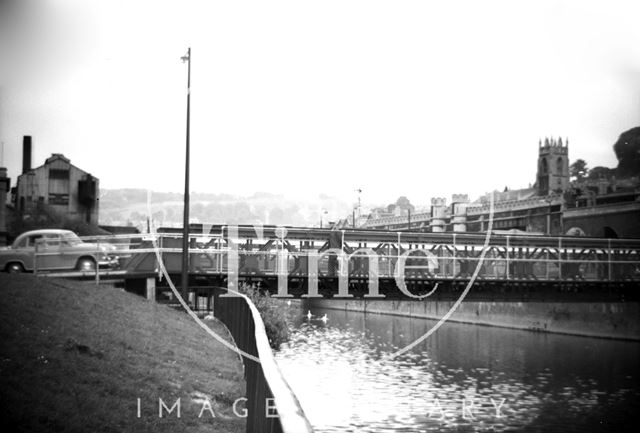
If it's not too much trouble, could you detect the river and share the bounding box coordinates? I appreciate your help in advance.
[274,305,639,433]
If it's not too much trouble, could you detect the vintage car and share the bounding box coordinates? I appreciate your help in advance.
[0,229,119,273]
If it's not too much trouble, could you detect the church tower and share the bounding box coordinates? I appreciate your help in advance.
[536,137,569,195]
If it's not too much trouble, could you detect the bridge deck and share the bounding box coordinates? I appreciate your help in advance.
[31,227,640,300]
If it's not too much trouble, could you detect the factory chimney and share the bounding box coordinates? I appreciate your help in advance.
[22,136,32,174]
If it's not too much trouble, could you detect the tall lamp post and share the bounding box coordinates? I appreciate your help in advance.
[181,48,191,301]
[320,209,328,228]
[545,196,554,235]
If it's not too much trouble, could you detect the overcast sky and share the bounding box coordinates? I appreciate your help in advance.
[1,0,639,208]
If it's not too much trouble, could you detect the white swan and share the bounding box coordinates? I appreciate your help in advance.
[306,310,312,319]
[320,314,328,323]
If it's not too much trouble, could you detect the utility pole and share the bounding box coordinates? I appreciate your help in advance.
[181,48,191,302]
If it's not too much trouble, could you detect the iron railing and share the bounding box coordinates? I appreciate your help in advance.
[27,230,640,284]
[213,289,314,433]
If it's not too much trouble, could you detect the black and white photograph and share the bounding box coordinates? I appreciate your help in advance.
[1,1,639,432]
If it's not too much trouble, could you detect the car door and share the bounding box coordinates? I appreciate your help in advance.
[14,234,42,271]
[36,234,63,270]
[59,233,87,269]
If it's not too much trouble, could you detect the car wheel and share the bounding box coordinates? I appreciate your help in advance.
[6,263,24,273]
[76,257,96,272]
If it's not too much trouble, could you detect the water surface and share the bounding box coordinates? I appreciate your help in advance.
[275,306,639,432]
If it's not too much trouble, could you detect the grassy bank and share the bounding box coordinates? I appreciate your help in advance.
[0,275,246,433]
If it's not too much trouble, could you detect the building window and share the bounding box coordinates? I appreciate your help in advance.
[556,157,563,175]
[540,158,548,174]
[48,193,69,205]
[49,168,70,203]
[49,169,70,180]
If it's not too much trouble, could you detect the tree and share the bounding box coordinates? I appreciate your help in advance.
[8,204,109,238]
[151,210,164,224]
[587,166,614,180]
[394,196,415,213]
[613,126,640,178]
[570,159,588,181]
[191,202,204,220]
[395,196,411,208]
[129,211,144,222]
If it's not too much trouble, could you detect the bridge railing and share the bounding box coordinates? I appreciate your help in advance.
[32,231,640,284]
[213,289,314,433]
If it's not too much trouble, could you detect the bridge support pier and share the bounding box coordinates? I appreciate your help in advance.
[145,277,156,301]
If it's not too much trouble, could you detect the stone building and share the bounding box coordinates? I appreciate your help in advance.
[14,136,99,225]
[536,137,570,195]
[359,137,640,238]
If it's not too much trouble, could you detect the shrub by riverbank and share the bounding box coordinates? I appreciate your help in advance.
[239,283,290,350]
[0,274,246,433]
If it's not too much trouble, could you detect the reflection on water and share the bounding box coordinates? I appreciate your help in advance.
[275,306,640,433]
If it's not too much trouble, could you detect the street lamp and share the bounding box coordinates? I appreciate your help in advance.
[320,209,328,228]
[181,48,191,302]
[545,196,553,235]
